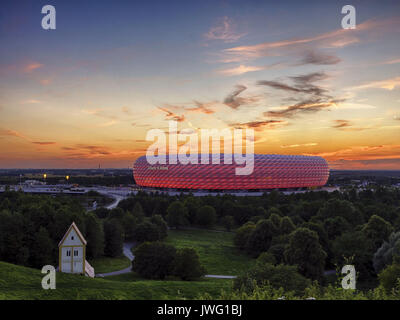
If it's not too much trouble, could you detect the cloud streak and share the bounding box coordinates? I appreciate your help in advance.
[223,85,260,109]
[204,16,246,43]
[258,71,343,118]
[219,18,400,63]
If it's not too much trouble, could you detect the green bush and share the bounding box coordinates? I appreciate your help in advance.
[173,248,206,280]
[133,242,176,279]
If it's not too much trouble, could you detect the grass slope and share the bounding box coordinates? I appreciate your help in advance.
[165,229,256,275]
[0,261,232,300]
[89,256,131,274]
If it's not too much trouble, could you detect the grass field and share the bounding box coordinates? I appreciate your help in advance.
[89,256,131,274]
[0,261,233,300]
[165,229,256,275]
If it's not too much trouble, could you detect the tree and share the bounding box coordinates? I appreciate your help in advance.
[269,213,282,233]
[303,221,330,263]
[234,222,255,251]
[221,215,235,231]
[256,252,276,266]
[109,207,125,220]
[362,215,393,250]
[196,205,217,228]
[133,242,176,279]
[378,262,400,293]
[30,227,54,268]
[373,231,400,273]
[221,200,235,217]
[318,199,363,226]
[166,201,188,229]
[84,213,104,259]
[103,219,123,257]
[233,263,311,295]
[93,207,109,219]
[284,228,327,281]
[133,220,162,243]
[332,230,375,279]
[280,216,295,235]
[268,244,286,264]
[184,196,202,223]
[151,214,168,240]
[245,219,276,256]
[323,216,350,240]
[232,204,253,225]
[266,207,282,218]
[172,248,206,280]
[121,212,137,239]
[131,202,145,222]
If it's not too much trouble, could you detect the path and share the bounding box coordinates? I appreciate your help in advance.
[95,242,135,278]
[105,194,124,209]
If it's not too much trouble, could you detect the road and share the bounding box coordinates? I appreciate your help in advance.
[95,242,135,278]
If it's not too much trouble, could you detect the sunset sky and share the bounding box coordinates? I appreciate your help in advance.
[0,0,399,169]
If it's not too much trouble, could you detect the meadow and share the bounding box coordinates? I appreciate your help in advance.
[0,261,232,300]
[165,229,256,275]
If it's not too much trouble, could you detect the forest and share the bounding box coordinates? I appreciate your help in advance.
[1,186,400,295]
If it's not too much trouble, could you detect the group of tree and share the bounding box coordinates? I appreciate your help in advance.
[0,191,105,268]
[132,241,206,280]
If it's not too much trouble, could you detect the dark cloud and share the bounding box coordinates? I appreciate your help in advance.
[331,119,373,131]
[223,85,259,109]
[229,119,285,131]
[299,50,341,65]
[264,99,337,118]
[31,141,56,145]
[290,72,329,84]
[62,144,112,156]
[223,84,247,109]
[258,72,330,96]
[332,119,351,129]
[258,72,344,118]
[257,81,301,93]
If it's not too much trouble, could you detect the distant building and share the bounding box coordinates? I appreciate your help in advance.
[133,154,329,190]
[58,222,95,278]
[24,180,46,186]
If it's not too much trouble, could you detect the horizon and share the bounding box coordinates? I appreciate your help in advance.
[1,0,400,170]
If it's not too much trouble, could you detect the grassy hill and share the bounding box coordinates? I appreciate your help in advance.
[166,229,256,275]
[0,261,232,300]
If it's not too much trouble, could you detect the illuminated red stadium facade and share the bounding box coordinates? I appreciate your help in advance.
[133,154,329,190]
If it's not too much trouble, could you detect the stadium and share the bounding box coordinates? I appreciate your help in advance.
[133,154,330,191]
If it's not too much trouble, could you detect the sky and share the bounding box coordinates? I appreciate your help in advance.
[0,0,399,169]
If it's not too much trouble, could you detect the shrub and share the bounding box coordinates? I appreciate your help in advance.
[173,248,206,280]
[196,205,217,228]
[132,242,176,279]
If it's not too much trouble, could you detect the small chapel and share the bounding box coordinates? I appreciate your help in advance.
[58,222,95,278]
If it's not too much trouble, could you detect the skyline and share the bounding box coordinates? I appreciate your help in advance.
[1,0,400,169]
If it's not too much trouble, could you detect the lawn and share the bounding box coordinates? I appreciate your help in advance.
[0,261,232,300]
[89,256,131,273]
[165,229,256,275]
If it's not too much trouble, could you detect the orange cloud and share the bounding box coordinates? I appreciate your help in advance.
[24,62,43,73]
[304,144,400,162]
[216,64,267,76]
[351,76,400,91]
[157,107,185,122]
